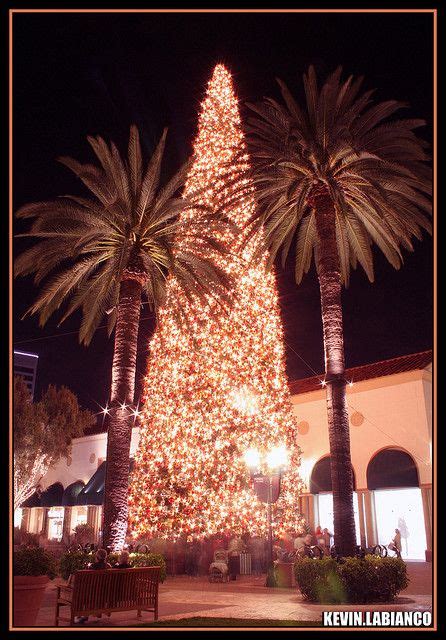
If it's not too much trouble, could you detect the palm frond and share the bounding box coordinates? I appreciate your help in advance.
[15,124,235,346]
[243,65,431,284]
[57,156,117,206]
[294,212,316,284]
[127,124,143,199]
[135,128,168,225]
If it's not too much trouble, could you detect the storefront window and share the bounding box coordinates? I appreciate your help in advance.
[367,449,425,559]
[317,492,361,546]
[14,508,23,528]
[374,487,426,560]
[71,506,88,531]
[30,507,44,534]
[47,507,64,541]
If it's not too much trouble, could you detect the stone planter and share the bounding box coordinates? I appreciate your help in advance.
[13,575,49,627]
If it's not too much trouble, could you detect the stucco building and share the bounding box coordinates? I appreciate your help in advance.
[16,350,433,561]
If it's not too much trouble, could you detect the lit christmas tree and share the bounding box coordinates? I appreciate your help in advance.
[128,64,305,540]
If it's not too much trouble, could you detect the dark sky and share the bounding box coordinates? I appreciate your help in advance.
[12,11,433,414]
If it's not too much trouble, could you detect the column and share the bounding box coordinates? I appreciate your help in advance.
[21,507,31,532]
[41,508,49,539]
[307,494,316,531]
[62,506,72,542]
[356,490,367,549]
[299,494,309,522]
[298,494,316,532]
[87,505,102,543]
[421,485,432,562]
[363,490,377,547]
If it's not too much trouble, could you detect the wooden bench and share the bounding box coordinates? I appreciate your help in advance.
[54,566,161,626]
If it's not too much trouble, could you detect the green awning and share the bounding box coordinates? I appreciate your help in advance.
[21,491,41,508]
[76,460,135,506]
[62,480,85,506]
[41,482,64,507]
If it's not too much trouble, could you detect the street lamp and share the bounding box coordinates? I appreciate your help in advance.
[243,445,289,587]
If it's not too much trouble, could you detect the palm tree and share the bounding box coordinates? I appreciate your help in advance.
[243,66,432,556]
[15,126,234,551]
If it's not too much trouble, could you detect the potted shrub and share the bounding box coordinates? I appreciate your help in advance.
[13,547,56,626]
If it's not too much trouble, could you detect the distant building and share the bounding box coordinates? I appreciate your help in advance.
[14,350,39,399]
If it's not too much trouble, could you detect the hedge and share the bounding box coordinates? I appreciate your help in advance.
[14,547,57,579]
[294,555,409,603]
[58,551,167,582]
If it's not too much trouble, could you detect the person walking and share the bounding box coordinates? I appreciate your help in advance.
[388,529,402,558]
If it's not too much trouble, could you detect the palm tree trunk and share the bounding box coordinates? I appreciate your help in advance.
[313,187,357,557]
[102,275,142,551]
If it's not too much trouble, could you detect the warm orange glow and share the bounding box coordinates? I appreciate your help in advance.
[128,64,305,539]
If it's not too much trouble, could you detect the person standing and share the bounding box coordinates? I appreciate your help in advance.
[322,528,333,555]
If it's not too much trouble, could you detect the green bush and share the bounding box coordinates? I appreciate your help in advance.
[294,557,345,603]
[294,555,409,603]
[70,523,95,547]
[13,527,41,548]
[58,551,94,580]
[58,551,166,582]
[14,547,57,579]
[338,556,409,603]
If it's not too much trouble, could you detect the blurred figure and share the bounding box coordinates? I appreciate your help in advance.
[228,534,245,580]
[302,534,313,557]
[185,537,200,576]
[388,528,402,558]
[282,530,294,553]
[322,528,333,554]
[315,525,325,549]
[249,534,265,576]
[294,533,306,556]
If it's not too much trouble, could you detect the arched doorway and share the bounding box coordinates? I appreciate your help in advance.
[310,456,361,546]
[367,449,425,560]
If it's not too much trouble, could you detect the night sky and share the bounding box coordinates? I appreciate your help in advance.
[12,11,433,414]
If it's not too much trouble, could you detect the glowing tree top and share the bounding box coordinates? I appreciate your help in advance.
[128,64,305,540]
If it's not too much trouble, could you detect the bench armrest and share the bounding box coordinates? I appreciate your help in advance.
[58,584,73,602]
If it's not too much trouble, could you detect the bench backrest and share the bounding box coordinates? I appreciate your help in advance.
[71,567,161,612]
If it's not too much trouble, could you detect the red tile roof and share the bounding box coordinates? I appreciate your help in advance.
[83,351,432,435]
[289,350,432,396]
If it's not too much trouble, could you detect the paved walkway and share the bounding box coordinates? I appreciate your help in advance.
[34,562,432,628]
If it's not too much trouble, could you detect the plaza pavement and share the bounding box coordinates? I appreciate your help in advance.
[33,562,432,628]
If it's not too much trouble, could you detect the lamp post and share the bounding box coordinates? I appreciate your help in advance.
[243,445,289,587]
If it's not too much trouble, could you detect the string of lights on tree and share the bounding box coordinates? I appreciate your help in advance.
[128,64,306,540]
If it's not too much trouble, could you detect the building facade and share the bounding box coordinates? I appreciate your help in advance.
[16,351,433,561]
[14,349,39,399]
